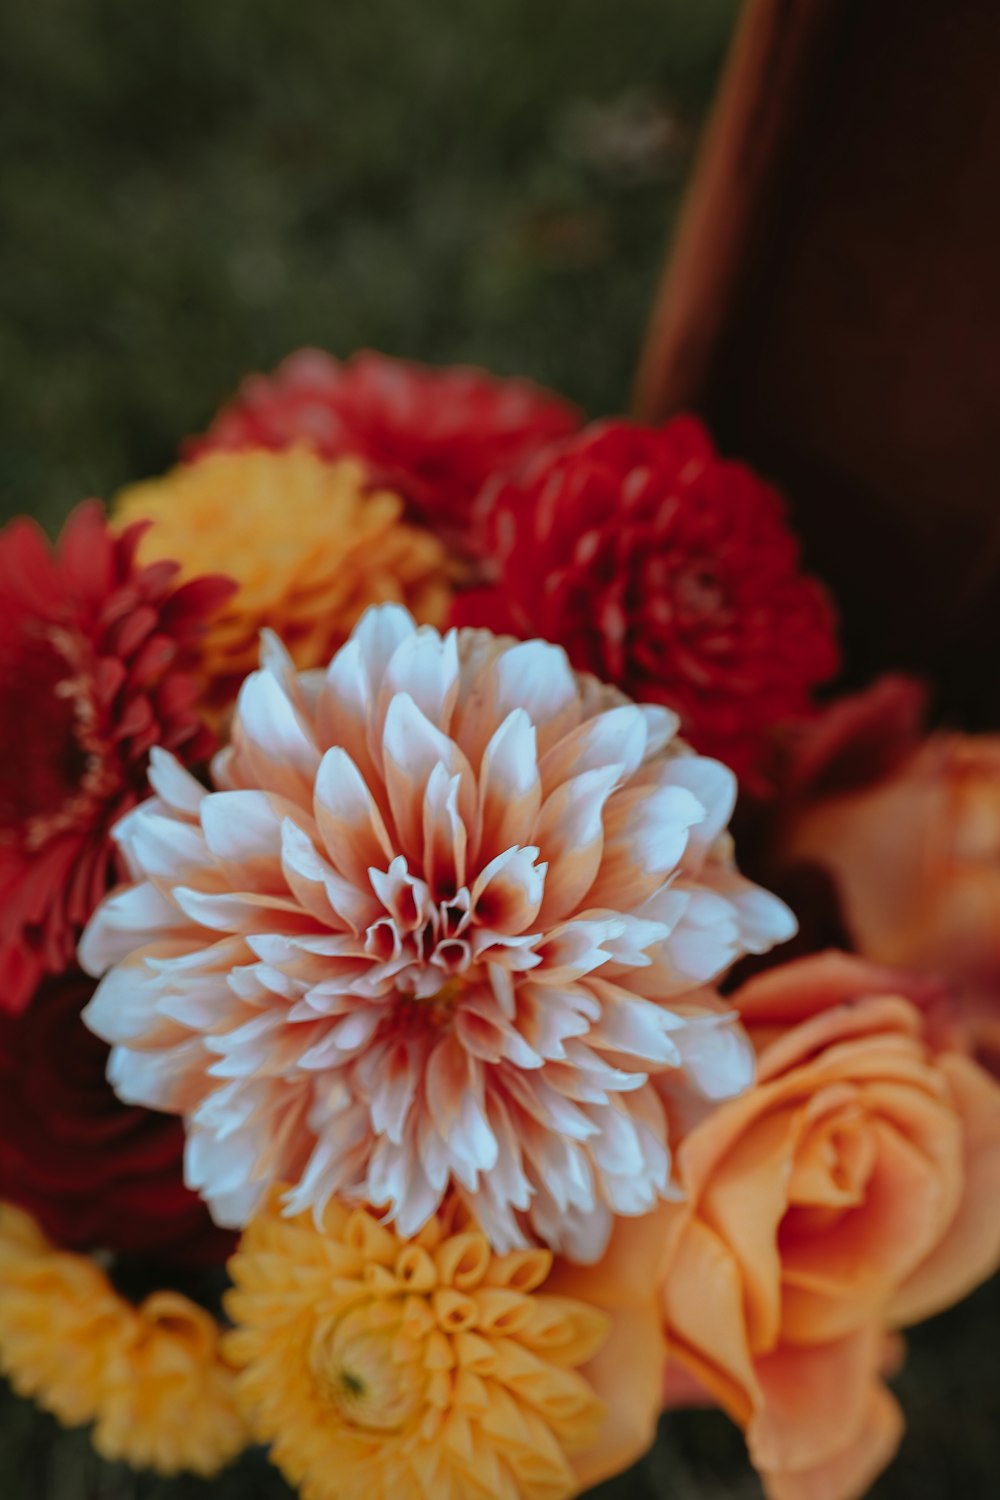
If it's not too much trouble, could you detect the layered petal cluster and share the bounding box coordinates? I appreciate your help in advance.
[0,970,232,1266]
[187,348,581,557]
[225,1193,668,1500]
[781,720,1000,986]
[0,501,233,1014]
[0,1205,246,1477]
[659,953,1000,1500]
[116,449,453,710]
[453,416,839,786]
[82,605,793,1258]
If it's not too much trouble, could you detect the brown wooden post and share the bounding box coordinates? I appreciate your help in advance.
[635,0,1000,727]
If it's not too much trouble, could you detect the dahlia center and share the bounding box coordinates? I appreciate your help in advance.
[309,1308,421,1433]
[365,883,485,1014]
[0,624,112,849]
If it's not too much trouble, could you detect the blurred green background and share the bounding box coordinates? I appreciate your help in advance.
[0,0,736,529]
[1,1,997,1496]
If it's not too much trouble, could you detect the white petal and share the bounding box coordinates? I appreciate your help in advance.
[314,746,394,885]
[147,747,207,817]
[79,883,187,974]
[539,704,648,793]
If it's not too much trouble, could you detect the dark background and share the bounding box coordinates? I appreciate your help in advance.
[0,1,996,1495]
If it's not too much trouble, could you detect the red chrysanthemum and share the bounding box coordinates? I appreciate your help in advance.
[453,416,839,786]
[0,501,234,1013]
[0,969,233,1266]
[186,348,581,556]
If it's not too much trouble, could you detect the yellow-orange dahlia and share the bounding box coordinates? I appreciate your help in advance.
[115,449,454,706]
[225,1193,669,1500]
[0,1204,246,1477]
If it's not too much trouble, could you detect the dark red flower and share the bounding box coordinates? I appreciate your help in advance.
[452,416,839,786]
[186,348,581,557]
[0,969,232,1265]
[0,501,235,1014]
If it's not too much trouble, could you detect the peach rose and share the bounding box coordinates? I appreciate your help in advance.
[658,952,1000,1500]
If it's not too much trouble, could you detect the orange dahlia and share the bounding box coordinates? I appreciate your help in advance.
[115,448,454,708]
[0,1205,246,1476]
[225,1192,669,1500]
[82,605,794,1260]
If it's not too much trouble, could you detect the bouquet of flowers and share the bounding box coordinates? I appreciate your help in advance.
[1,349,997,1500]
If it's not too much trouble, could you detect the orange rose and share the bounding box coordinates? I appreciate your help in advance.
[659,952,1000,1500]
[782,732,1000,982]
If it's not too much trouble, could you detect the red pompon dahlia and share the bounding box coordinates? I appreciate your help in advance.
[0,969,233,1266]
[453,416,839,786]
[186,348,581,556]
[0,501,235,1013]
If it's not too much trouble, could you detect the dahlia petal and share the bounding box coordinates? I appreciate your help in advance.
[200,791,300,893]
[456,995,543,1070]
[502,1070,601,1143]
[450,1092,500,1186]
[531,1199,613,1266]
[425,1033,478,1140]
[365,1039,422,1144]
[585,910,672,970]
[376,625,460,741]
[232,667,320,803]
[172,886,321,936]
[545,1042,647,1102]
[314,747,394,885]
[585,979,684,1067]
[423,764,467,898]
[368,1137,439,1236]
[585,1103,646,1181]
[587,784,705,910]
[513,985,593,1061]
[204,1009,299,1076]
[368,856,433,931]
[316,636,377,777]
[471,846,545,934]
[670,1011,755,1101]
[637,704,682,758]
[158,976,256,1032]
[82,960,188,1049]
[660,756,736,851]
[709,870,798,952]
[536,918,629,984]
[109,1039,209,1114]
[451,639,577,772]
[280,817,380,932]
[475,709,541,864]
[79,884,188,974]
[534,764,623,924]
[539,705,648,793]
[639,885,743,990]
[297,1006,383,1067]
[383,694,475,865]
[114,806,209,882]
[185,1125,269,1226]
[352,601,418,687]
[147,747,208,817]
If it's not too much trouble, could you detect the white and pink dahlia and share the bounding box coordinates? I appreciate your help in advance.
[81,606,794,1260]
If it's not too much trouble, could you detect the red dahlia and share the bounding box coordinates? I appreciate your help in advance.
[0,969,232,1265]
[186,348,581,557]
[0,501,234,1013]
[452,416,839,785]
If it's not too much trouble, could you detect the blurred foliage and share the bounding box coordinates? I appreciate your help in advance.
[0,1,997,1496]
[0,0,738,529]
